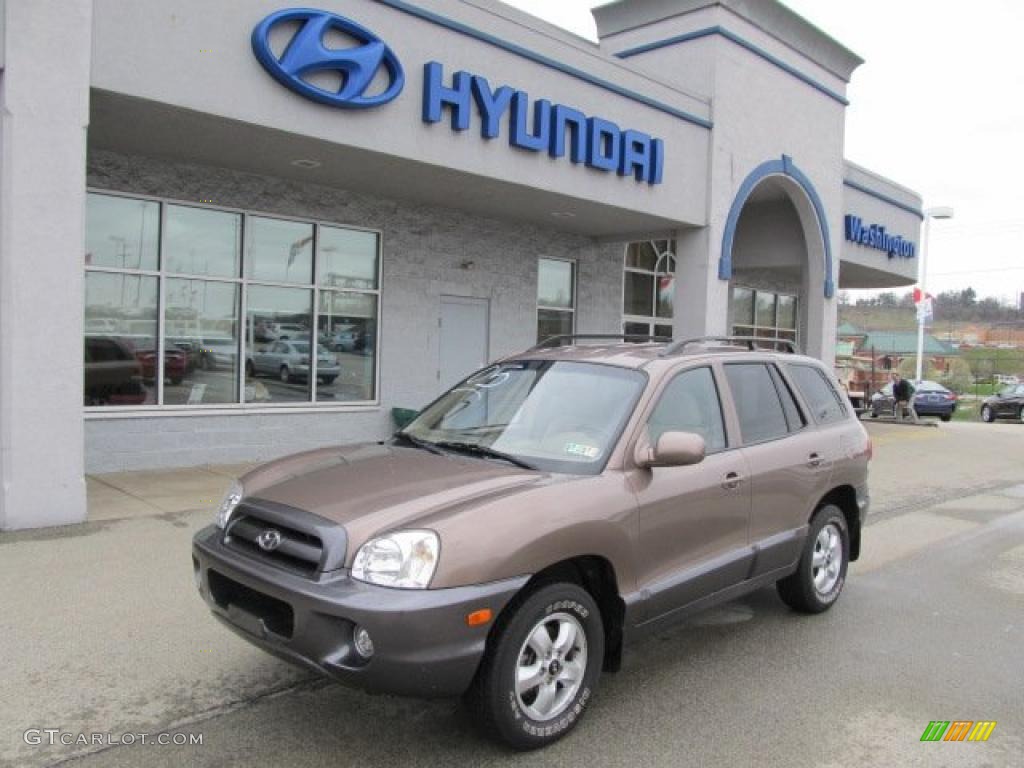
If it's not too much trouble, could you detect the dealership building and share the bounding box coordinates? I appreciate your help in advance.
[0,0,924,529]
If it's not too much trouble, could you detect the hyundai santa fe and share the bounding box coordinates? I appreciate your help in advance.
[192,335,871,749]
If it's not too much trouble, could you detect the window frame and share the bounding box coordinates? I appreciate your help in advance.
[731,285,799,344]
[83,188,383,417]
[536,256,577,343]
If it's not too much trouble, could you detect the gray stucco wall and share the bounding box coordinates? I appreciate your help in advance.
[84,151,624,472]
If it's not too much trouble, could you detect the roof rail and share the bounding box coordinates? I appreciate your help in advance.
[659,335,802,357]
[531,333,671,351]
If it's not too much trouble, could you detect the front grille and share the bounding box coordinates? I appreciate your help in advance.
[225,506,324,577]
[208,570,294,638]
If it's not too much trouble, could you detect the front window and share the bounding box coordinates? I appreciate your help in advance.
[402,361,646,475]
[731,286,798,343]
[83,192,381,408]
[622,239,675,339]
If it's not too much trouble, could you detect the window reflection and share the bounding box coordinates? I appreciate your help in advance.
[246,216,313,284]
[244,286,313,402]
[319,227,379,289]
[165,279,240,405]
[165,205,241,278]
[318,291,376,401]
[85,194,159,270]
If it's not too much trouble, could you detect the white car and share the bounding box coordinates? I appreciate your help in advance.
[247,341,340,384]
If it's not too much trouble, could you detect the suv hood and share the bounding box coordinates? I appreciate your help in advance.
[240,442,554,546]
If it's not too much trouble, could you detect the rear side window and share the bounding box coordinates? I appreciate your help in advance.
[723,363,789,444]
[768,365,805,431]
[647,367,727,452]
[787,364,848,425]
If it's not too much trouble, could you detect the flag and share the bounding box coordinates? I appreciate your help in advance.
[288,235,313,267]
[914,287,934,324]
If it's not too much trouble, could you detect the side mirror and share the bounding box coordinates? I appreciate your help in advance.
[636,431,706,468]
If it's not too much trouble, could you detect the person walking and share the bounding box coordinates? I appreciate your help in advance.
[892,372,918,422]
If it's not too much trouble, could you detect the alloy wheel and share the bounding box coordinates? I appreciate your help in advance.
[514,612,587,722]
[812,523,843,595]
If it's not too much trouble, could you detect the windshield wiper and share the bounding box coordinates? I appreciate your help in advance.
[433,441,538,471]
[392,432,445,455]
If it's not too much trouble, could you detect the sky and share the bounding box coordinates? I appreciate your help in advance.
[501,0,1024,305]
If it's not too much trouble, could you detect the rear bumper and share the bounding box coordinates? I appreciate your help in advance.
[192,525,527,698]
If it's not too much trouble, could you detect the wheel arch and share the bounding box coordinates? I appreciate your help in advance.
[814,485,861,561]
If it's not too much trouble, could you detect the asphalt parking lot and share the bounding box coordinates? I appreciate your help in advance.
[1,420,1022,767]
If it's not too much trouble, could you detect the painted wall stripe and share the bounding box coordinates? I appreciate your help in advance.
[614,26,849,107]
[377,0,713,129]
[843,179,924,220]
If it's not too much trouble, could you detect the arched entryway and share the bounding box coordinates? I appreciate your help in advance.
[718,156,833,358]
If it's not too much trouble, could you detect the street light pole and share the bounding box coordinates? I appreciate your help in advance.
[915,206,954,382]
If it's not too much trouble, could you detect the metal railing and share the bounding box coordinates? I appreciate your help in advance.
[531,333,672,350]
[659,335,802,357]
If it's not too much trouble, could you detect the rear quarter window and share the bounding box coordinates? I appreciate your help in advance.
[787,364,849,425]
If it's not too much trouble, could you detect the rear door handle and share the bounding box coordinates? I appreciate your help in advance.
[807,453,824,468]
[721,471,743,490]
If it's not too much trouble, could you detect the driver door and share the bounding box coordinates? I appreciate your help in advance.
[627,365,751,623]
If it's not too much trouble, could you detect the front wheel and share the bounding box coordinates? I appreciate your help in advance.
[981,405,995,423]
[776,504,849,614]
[465,582,603,750]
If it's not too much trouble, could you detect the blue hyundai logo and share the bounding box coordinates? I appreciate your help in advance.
[251,8,404,109]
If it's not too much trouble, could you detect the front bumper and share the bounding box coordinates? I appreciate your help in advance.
[192,525,527,698]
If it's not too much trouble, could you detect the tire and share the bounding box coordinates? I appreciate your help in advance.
[465,582,603,750]
[776,504,849,614]
[245,361,255,378]
[280,366,291,384]
[320,376,337,385]
[981,405,995,423]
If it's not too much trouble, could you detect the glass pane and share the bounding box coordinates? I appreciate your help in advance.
[319,226,379,289]
[164,279,240,405]
[84,272,158,406]
[659,254,676,276]
[537,308,573,343]
[755,291,777,328]
[538,259,575,309]
[625,241,657,271]
[246,216,313,284]
[656,275,674,318]
[724,363,790,444]
[654,324,673,339]
[769,365,804,431]
[624,272,654,316]
[731,287,754,326]
[244,286,313,402]
[85,193,160,270]
[318,291,377,401]
[647,367,726,451]
[164,205,241,278]
[777,294,797,330]
[623,321,650,338]
[788,364,847,425]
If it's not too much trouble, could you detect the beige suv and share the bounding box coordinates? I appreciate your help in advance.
[193,335,871,749]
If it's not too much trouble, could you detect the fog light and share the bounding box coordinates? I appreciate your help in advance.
[353,625,374,658]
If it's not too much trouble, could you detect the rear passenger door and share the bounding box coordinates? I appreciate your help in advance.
[629,365,751,622]
[721,362,830,577]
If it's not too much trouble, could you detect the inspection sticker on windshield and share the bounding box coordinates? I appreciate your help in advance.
[564,442,600,459]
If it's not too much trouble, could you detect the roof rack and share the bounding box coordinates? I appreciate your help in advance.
[531,333,671,351]
[659,335,802,357]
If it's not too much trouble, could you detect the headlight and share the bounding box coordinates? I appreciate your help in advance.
[215,480,243,529]
[351,530,439,589]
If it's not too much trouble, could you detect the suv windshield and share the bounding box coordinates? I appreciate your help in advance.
[402,360,646,475]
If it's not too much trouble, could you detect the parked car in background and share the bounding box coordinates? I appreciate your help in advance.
[194,335,871,749]
[870,380,957,421]
[276,323,310,341]
[980,383,1024,423]
[247,340,340,384]
[84,336,146,406]
[327,324,360,352]
[199,337,239,371]
[136,345,189,385]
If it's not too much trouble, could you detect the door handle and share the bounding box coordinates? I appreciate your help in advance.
[721,471,743,490]
[807,453,824,468]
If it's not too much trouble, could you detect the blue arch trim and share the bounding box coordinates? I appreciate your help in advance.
[719,155,835,298]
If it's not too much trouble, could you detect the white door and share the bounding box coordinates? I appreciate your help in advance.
[439,296,489,391]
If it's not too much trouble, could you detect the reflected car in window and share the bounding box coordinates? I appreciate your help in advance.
[247,341,340,384]
[199,337,239,371]
[870,380,957,421]
[980,383,1024,423]
[84,336,147,406]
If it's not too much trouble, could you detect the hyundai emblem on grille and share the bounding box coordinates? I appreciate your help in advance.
[257,529,283,552]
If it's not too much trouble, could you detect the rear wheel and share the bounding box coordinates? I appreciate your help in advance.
[981,405,995,423]
[940,413,952,422]
[280,366,291,384]
[777,504,849,614]
[465,582,603,750]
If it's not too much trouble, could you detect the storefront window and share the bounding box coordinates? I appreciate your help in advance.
[622,239,675,338]
[732,286,798,343]
[83,192,381,409]
[537,258,575,342]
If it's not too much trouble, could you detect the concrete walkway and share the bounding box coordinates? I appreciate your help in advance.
[85,464,255,522]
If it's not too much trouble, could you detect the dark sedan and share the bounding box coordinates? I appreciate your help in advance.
[981,383,1024,423]
[870,380,957,421]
